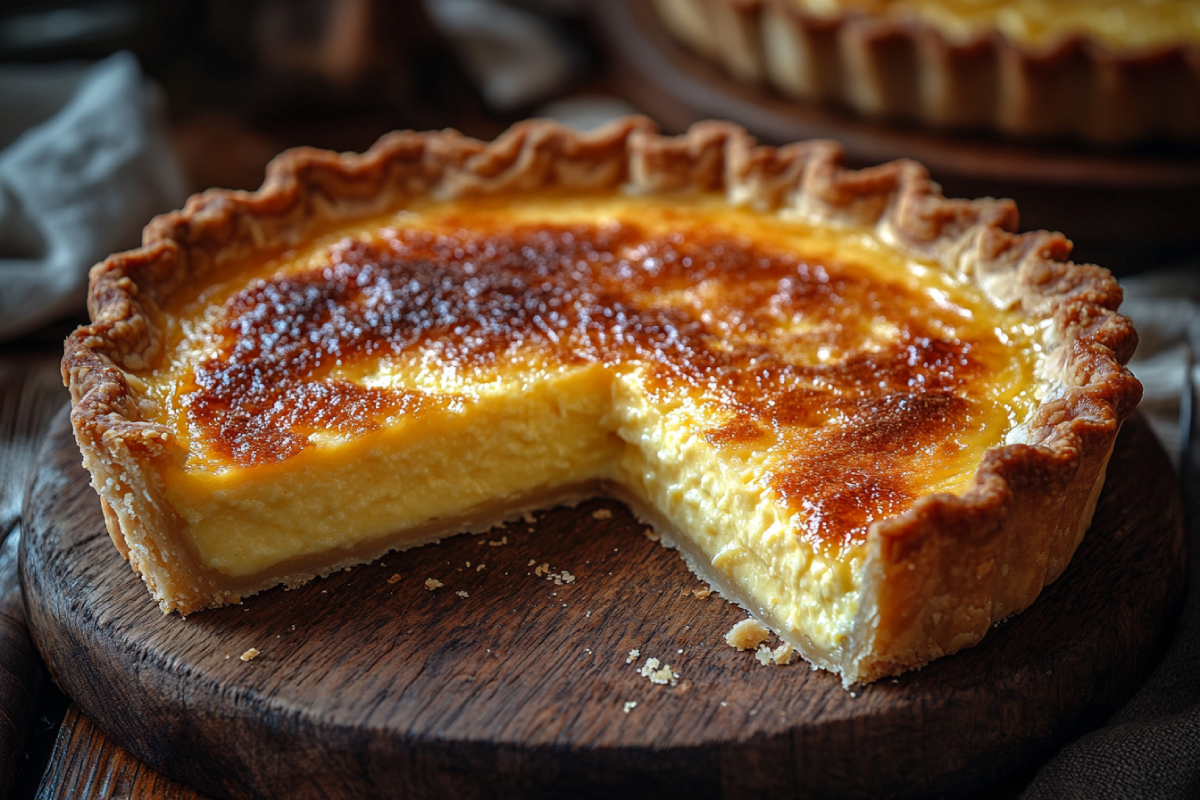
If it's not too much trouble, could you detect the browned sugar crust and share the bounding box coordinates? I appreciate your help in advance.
[189,217,991,554]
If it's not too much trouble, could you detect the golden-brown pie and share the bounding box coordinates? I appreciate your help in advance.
[63,118,1140,685]
[653,0,1200,144]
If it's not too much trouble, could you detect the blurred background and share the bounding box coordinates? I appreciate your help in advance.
[1,0,1196,444]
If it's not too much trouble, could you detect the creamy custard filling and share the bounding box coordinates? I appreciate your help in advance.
[792,0,1200,50]
[141,194,1040,653]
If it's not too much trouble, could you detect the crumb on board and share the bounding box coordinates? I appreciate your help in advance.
[547,570,575,586]
[528,559,537,567]
[457,590,470,598]
[523,512,537,524]
[638,657,680,687]
[476,563,486,572]
[626,649,640,664]
[725,618,771,651]
[425,578,444,590]
[755,644,774,666]
[387,574,402,585]
[534,562,549,577]
[239,648,260,662]
[488,536,508,547]
[643,527,660,542]
[692,587,712,599]
[623,701,638,714]
[772,643,794,666]
[592,508,612,520]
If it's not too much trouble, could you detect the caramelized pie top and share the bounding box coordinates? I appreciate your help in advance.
[144,194,1039,557]
[65,118,1140,683]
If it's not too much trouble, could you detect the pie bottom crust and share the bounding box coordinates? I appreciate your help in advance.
[64,117,1141,684]
[652,0,1200,145]
[90,458,1111,687]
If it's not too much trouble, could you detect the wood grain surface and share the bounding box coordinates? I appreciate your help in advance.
[0,353,71,797]
[592,0,1200,265]
[34,708,209,800]
[0,528,41,798]
[20,409,1186,800]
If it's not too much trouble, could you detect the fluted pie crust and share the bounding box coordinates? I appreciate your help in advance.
[63,118,1140,686]
[653,0,1200,144]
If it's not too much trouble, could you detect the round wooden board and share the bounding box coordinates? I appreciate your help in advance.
[21,409,1186,800]
[591,0,1200,266]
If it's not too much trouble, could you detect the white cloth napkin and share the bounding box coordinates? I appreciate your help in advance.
[0,51,186,341]
[1121,270,1200,465]
[422,0,577,111]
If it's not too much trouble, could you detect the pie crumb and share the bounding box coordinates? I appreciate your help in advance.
[387,574,402,585]
[547,569,575,585]
[523,512,537,524]
[755,644,774,666]
[476,563,486,572]
[488,536,508,547]
[772,643,794,666]
[528,559,537,566]
[457,590,469,598]
[692,587,712,599]
[592,509,612,520]
[239,648,260,662]
[623,701,638,714]
[638,657,680,687]
[425,578,443,590]
[626,648,640,664]
[643,528,660,542]
[725,618,770,651]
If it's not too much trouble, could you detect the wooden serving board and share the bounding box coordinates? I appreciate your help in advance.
[20,409,1186,800]
[592,0,1200,270]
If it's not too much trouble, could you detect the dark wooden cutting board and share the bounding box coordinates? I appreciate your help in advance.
[20,409,1186,800]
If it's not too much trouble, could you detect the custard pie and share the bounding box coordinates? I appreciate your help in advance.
[64,118,1140,685]
[654,0,1200,143]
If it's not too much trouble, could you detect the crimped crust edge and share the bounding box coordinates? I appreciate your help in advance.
[62,116,1141,684]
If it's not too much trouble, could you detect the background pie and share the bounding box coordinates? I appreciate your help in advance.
[653,0,1200,144]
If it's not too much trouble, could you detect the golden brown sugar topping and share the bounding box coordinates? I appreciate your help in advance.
[159,195,1037,552]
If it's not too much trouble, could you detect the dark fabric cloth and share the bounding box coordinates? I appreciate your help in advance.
[1021,575,1200,799]
[1024,275,1200,799]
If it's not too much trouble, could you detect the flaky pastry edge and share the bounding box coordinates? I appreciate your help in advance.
[63,116,1141,684]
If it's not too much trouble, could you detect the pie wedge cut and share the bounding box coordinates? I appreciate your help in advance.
[653,0,1200,144]
[63,118,1140,685]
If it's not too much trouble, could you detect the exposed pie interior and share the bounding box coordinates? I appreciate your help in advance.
[64,118,1141,685]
